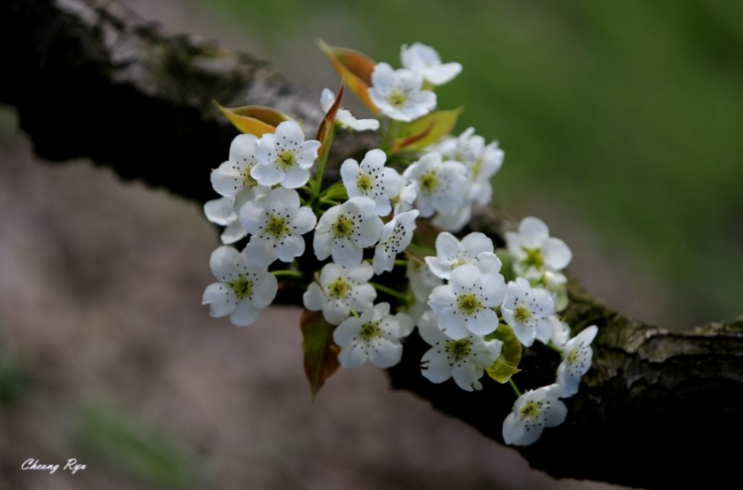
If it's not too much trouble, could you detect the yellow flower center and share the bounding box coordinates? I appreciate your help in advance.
[388,89,407,107]
[419,171,438,194]
[277,150,297,170]
[457,293,483,316]
[514,304,532,323]
[328,278,350,299]
[471,158,483,179]
[522,247,544,269]
[356,173,373,193]
[243,170,258,188]
[264,214,290,239]
[359,321,381,342]
[567,348,579,365]
[446,339,473,361]
[331,215,354,239]
[230,277,254,301]
[519,401,539,419]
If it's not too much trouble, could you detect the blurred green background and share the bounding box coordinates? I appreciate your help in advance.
[206,0,743,327]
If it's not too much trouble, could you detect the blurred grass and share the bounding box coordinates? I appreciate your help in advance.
[209,0,743,325]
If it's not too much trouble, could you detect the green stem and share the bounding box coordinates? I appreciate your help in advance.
[319,198,341,207]
[370,282,409,302]
[393,259,408,267]
[508,379,522,398]
[547,343,564,355]
[272,270,303,279]
[311,125,336,198]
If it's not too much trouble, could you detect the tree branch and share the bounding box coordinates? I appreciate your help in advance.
[3,1,742,488]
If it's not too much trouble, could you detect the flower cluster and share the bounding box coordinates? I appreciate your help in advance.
[202,41,599,447]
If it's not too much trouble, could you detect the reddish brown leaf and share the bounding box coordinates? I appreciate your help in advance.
[317,39,379,115]
[300,309,341,400]
[214,101,292,136]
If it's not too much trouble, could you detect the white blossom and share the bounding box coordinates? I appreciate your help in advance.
[501,278,555,347]
[369,62,436,122]
[313,197,384,266]
[203,196,247,245]
[544,271,569,312]
[419,310,501,391]
[202,246,278,326]
[502,384,567,446]
[321,88,379,131]
[506,217,572,276]
[404,152,468,218]
[252,121,321,188]
[239,188,317,266]
[373,210,419,275]
[400,43,462,86]
[333,303,414,369]
[425,232,500,280]
[556,326,598,398]
[391,178,418,215]
[428,263,506,339]
[341,149,402,216]
[210,134,269,202]
[408,259,443,303]
[438,127,504,205]
[548,315,571,349]
[303,262,377,325]
[431,205,472,233]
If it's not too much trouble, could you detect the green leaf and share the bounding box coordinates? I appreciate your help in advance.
[495,249,517,283]
[300,310,341,400]
[391,108,463,152]
[485,324,523,384]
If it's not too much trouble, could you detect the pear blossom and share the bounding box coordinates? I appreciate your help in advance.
[210,134,269,202]
[419,310,501,391]
[408,259,443,303]
[502,384,567,446]
[425,232,499,280]
[303,262,376,325]
[203,196,247,245]
[369,62,436,122]
[313,197,384,266]
[202,246,278,326]
[501,278,555,347]
[506,217,572,276]
[373,210,419,275]
[341,149,402,216]
[401,43,462,86]
[252,121,321,188]
[404,152,468,218]
[321,88,379,131]
[431,205,472,233]
[556,326,598,398]
[391,178,418,215]
[548,315,571,349]
[438,127,504,205]
[333,303,414,369]
[428,263,506,339]
[239,188,317,266]
[544,271,569,312]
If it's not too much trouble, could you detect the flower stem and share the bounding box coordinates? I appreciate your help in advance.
[508,379,522,398]
[393,259,408,267]
[370,282,409,303]
[272,270,303,279]
[547,343,564,355]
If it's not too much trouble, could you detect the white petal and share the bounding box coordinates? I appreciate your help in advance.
[349,284,377,311]
[251,272,278,309]
[479,273,506,307]
[338,343,368,369]
[229,300,262,326]
[425,62,462,85]
[373,248,394,275]
[221,221,247,245]
[210,163,242,197]
[519,217,549,248]
[275,120,305,145]
[461,232,494,256]
[276,235,305,262]
[320,88,335,112]
[332,241,363,266]
[417,311,447,345]
[543,238,572,271]
[209,246,240,281]
[436,232,461,261]
[239,199,264,235]
[502,412,526,445]
[281,166,310,189]
[347,262,375,283]
[202,283,237,317]
[244,238,276,267]
[250,161,283,187]
[451,363,480,392]
[292,207,317,234]
[229,134,258,163]
[333,317,362,347]
[340,158,361,195]
[466,308,498,337]
[535,318,553,344]
[438,307,469,340]
[370,62,395,93]
[428,285,456,315]
[421,349,452,383]
[303,283,325,311]
[324,300,350,325]
[368,339,402,368]
[204,197,235,226]
[313,232,333,261]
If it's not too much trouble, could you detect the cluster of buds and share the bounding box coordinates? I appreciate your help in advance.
[202,41,597,446]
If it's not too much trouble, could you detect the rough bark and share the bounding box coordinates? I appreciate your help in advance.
[3,1,742,488]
